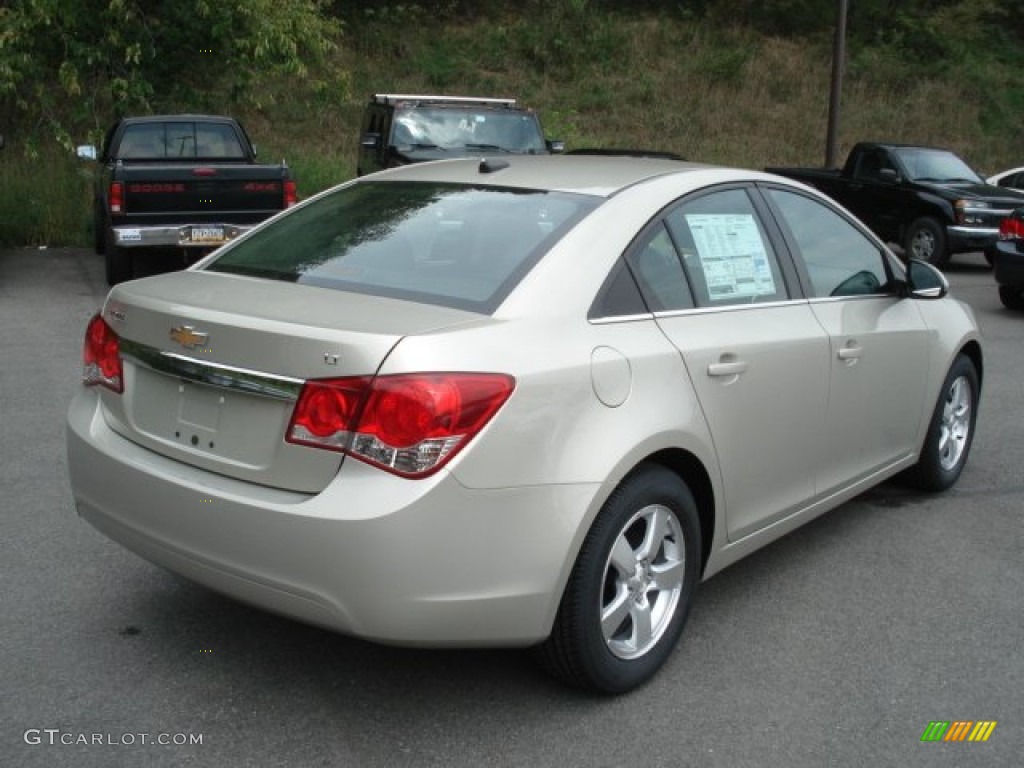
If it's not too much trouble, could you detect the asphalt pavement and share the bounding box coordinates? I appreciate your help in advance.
[2,247,1021,767]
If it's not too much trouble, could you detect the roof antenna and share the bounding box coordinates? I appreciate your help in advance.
[478,158,509,174]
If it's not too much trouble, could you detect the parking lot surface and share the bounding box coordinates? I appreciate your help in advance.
[2,247,1021,767]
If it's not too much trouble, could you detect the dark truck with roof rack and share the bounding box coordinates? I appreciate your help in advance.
[357,94,564,176]
[768,142,1024,266]
[79,114,297,285]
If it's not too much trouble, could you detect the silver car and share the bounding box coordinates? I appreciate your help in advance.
[67,156,982,693]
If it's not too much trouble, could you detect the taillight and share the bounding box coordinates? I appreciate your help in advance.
[287,376,371,450]
[82,314,123,393]
[283,180,298,208]
[286,373,515,477]
[999,214,1024,240]
[108,182,124,214]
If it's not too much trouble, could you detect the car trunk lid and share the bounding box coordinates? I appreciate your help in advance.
[96,270,484,492]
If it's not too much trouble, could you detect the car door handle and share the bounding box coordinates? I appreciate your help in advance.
[837,343,863,363]
[707,359,749,377]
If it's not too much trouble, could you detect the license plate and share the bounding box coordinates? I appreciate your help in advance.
[190,226,225,243]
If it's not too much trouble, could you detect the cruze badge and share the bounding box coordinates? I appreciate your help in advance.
[169,325,209,349]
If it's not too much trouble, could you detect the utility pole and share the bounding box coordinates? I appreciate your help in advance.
[825,0,849,167]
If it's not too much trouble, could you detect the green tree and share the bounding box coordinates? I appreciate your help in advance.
[0,0,342,148]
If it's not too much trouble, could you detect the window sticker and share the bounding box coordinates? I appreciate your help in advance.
[685,213,777,300]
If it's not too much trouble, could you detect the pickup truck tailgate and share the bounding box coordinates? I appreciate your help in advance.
[118,163,289,216]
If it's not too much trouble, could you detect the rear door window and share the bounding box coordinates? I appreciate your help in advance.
[664,188,790,307]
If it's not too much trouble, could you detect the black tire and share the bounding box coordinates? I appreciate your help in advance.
[998,285,1024,311]
[104,229,133,285]
[904,217,948,267]
[905,354,979,492]
[537,464,701,694]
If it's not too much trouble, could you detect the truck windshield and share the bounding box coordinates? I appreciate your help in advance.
[393,108,547,153]
[205,181,599,313]
[891,148,982,184]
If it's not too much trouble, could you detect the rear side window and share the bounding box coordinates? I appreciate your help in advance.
[206,181,599,313]
[625,222,694,312]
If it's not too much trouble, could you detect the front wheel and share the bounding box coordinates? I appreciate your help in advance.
[904,217,948,267]
[537,464,701,693]
[905,354,979,491]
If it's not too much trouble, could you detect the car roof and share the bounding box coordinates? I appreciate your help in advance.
[869,141,956,152]
[373,94,519,108]
[120,114,238,125]
[359,155,719,197]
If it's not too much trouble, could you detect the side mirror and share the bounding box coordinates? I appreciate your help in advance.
[905,258,948,299]
[251,143,258,158]
[76,145,98,160]
[360,133,381,152]
[878,167,899,183]
[547,139,565,154]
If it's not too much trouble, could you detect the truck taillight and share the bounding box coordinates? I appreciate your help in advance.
[109,181,124,213]
[999,214,1024,240]
[82,314,123,393]
[284,180,297,208]
[286,373,515,477]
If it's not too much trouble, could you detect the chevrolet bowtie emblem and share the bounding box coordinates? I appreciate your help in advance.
[169,325,209,349]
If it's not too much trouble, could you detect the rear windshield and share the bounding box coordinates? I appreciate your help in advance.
[116,122,247,160]
[205,181,599,313]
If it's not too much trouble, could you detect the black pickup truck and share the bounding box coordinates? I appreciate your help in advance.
[81,115,297,284]
[768,142,1024,266]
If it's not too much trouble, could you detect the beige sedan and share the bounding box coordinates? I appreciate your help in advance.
[67,155,982,693]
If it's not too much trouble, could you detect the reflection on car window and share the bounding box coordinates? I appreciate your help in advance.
[766,188,890,298]
[206,182,598,314]
[625,223,693,311]
[118,125,166,159]
[664,188,788,307]
[853,149,896,182]
[890,147,982,183]
[394,108,546,153]
[119,122,245,160]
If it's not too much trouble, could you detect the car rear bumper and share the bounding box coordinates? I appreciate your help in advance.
[947,225,999,255]
[112,223,256,249]
[993,241,1024,287]
[66,388,596,647]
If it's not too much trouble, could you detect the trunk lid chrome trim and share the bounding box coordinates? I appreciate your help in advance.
[120,338,303,401]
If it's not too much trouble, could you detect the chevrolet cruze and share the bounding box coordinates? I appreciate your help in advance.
[67,155,982,693]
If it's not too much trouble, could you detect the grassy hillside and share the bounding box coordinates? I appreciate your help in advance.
[3,8,1023,246]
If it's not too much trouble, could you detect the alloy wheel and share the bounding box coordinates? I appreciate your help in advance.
[938,374,972,471]
[601,503,686,660]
